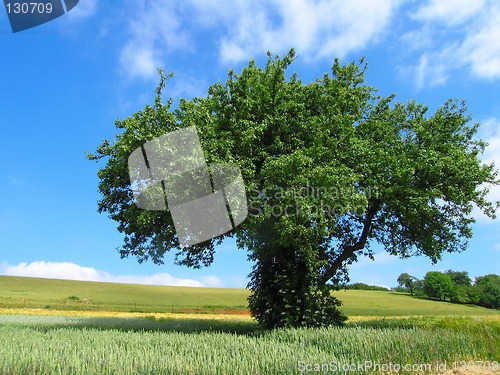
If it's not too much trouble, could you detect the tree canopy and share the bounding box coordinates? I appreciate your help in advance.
[423,271,454,301]
[445,270,472,286]
[476,274,500,309]
[88,50,499,328]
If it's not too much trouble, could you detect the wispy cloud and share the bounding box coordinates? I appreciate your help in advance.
[411,52,449,90]
[118,0,402,79]
[457,5,500,80]
[472,117,500,222]
[167,74,208,100]
[350,251,398,269]
[66,0,98,19]
[401,0,500,87]
[412,0,485,26]
[217,0,401,63]
[0,261,222,288]
[480,118,500,166]
[119,2,191,80]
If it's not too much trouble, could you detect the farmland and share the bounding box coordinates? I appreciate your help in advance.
[0,275,499,374]
[1,275,498,317]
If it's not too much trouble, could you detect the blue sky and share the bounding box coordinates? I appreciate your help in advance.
[0,0,499,289]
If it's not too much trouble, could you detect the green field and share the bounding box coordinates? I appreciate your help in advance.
[0,275,248,313]
[1,275,498,317]
[1,276,499,374]
[0,314,499,374]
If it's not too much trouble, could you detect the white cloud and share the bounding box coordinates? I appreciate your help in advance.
[412,0,485,26]
[411,53,449,90]
[471,117,500,222]
[480,118,500,166]
[399,26,434,52]
[457,6,500,79]
[168,74,208,100]
[119,0,402,78]
[401,1,500,87]
[214,0,402,63]
[120,2,191,80]
[120,43,160,80]
[66,0,97,19]
[350,251,398,269]
[0,261,221,287]
[201,275,223,287]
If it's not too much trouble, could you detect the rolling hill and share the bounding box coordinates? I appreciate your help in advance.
[1,275,498,317]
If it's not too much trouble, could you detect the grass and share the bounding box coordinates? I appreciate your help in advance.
[0,275,248,313]
[0,314,498,374]
[1,275,498,317]
[0,276,499,374]
[333,290,499,317]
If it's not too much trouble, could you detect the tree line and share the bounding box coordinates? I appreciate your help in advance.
[397,271,500,309]
[342,283,389,291]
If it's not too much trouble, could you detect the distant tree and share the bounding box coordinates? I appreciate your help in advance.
[89,50,500,329]
[413,279,425,296]
[449,285,478,304]
[344,283,389,291]
[423,272,454,301]
[445,270,473,304]
[445,270,473,303]
[397,273,418,295]
[475,274,500,309]
[445,270,472,286]
[464,285,481,305]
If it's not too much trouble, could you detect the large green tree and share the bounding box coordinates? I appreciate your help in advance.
[88,50,499,328]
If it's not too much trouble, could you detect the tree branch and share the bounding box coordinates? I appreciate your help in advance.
[320,200,381,284]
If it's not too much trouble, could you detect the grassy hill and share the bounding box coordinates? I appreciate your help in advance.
[1,275,498,317]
